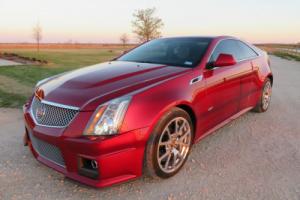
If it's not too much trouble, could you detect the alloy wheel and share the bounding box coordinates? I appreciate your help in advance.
[262,81,272,110]
[156,117,192,173]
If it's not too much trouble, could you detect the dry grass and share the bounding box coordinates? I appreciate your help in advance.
[256,44,300,61]
[0,75,33,96]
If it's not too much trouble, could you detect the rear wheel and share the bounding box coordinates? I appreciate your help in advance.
[253,78,272,113]
[144,108,194,178]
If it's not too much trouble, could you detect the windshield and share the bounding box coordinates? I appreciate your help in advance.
[117,37,212,68]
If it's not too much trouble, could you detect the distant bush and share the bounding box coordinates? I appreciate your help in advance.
[272,51,300,61]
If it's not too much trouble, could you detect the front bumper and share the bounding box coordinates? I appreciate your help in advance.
[23,104,149,188]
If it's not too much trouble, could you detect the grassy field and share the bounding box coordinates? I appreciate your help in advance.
[257,44,300,61]
[0,45,131,107]
[271,51,300,61]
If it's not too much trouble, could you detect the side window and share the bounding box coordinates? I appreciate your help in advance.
[236,41,258,60]
[209,39,258,66]
[209,40,240,63]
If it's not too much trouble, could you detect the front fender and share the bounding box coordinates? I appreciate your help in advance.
[120,70,198,139]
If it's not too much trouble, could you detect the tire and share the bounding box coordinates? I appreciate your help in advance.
[253,78,272,113]
[144,107,194,178]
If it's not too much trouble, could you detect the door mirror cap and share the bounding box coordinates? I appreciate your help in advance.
[214,53,237,67]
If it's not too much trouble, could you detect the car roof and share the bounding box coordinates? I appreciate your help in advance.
[158,36,237,41]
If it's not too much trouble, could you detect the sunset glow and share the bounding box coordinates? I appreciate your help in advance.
[1,0,299,43]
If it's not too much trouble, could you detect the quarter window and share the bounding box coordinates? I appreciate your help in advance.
[236,41,258,60]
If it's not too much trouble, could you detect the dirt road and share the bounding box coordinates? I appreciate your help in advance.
[0,56,299,200]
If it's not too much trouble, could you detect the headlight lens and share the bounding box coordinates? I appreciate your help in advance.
[84,96,132,136]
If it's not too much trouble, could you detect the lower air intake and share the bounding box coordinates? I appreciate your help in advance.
[29,132,65,168]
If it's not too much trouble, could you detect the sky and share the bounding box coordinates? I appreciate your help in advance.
[0,0,300,44]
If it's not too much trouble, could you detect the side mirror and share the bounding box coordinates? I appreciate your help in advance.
[214,53,237,67]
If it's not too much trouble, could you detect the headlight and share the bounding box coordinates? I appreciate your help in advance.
[84,96,132,136]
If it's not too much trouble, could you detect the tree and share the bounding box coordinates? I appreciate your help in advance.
[33,23,42,52]
[132,8,164,43]
[120,33,129,49]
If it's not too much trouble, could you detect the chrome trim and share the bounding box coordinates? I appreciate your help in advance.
[30,98,79,128]
[41,99,80,111]
[190,75,203,85]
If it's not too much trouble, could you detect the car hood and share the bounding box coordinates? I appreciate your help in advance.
[37,61,190,111]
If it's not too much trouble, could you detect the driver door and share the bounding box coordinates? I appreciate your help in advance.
[198,40,242,134]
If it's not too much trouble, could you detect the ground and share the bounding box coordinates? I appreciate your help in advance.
[0,56,299,200]
[0,58,22,66]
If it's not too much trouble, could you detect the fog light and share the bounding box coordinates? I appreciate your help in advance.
[91,160,98,169]
[78,157,99,179]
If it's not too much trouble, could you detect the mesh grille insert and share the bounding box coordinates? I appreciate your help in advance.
[29,132,65,167]
[30,97,79,127]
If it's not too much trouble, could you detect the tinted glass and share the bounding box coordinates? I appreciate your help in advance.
[210,39,257,63]
[210,40,241,62]
[236,41,258,60]
[117,38,212,68]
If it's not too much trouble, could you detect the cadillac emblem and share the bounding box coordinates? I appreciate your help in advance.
[36,105,46,121]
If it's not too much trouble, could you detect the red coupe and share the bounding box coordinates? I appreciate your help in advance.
[23,36,273,187]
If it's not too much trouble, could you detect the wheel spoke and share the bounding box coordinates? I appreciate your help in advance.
[175,119,180,133]
[164,154,171,168]
[179,130,190,142]
[178,121,186,134]
[172,121,187,138]
[177,151,183,160]
[172,152,177,167]
[159,152,169,162]
[159,141,169,147]
[177,141,189,148]
[165,128,172,139]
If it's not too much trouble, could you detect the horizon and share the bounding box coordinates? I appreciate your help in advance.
[1,0,300,44]
[0,41,298,45]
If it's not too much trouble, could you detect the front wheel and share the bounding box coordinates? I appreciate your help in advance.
[253,78,272,113]
[144,108,194,178]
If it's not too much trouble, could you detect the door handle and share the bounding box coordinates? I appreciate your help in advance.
[190,75,203,85]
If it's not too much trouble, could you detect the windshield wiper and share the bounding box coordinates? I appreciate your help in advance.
[137,60,161,64]
[121,60,161,65]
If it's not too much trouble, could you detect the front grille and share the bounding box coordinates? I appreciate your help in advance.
[28,132,65,167]
[30,97,79,128]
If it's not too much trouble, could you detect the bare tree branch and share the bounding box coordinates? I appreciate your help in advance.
[33,23,42,52]
[120,33,129,49]
[132,8,164,43]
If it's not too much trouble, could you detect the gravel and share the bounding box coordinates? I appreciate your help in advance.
[0,56,300,200]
